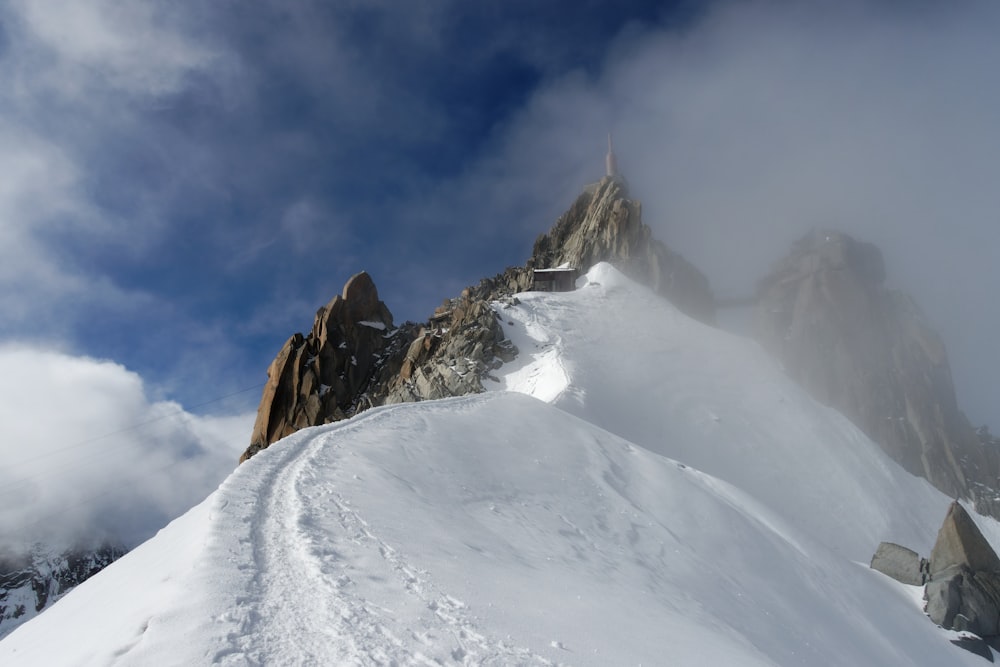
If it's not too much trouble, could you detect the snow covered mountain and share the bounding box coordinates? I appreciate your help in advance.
[0,542,126,640]
[0,263,992,665]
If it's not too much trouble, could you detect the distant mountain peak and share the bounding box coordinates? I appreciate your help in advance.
[754,229,1000,518]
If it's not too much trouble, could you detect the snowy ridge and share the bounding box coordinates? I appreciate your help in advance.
[0,263,994,665]
[496,263,945,559]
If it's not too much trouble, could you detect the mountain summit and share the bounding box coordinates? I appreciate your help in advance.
[530,176,715,324]
[241,175,713,462]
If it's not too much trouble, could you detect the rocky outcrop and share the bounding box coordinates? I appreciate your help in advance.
[382,268,528,404]
[241,272,419,463]
[872,502,1000,652]
[378,178,715,406]
[931,501,1000,575]
[0,542,126,639]
[240,269,529,463]
[925,502,1000,639]
[755,230,1000,515]
[530,176,715,324]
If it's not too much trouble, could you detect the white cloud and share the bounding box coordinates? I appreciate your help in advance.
[0,127,78,230]
[0,345,254,550]
[8,0,221,99]
[0,125,108,327]
[0,0,237,340]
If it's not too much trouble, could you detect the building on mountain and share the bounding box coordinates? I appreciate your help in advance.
[532,266,578,292]
[605,133,618,178]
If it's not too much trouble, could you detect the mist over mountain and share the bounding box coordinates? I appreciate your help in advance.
[754,230,1000,516]
[244,174,1000,528]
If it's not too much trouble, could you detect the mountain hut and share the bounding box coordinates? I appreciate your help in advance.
[532,267,578,292]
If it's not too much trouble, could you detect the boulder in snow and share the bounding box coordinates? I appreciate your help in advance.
[870,542,928,586]
[924,502,1000,638]
[931,501,1000,575]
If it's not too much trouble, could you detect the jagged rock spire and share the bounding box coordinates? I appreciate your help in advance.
[240,269,528,463]
[240,271,408,463]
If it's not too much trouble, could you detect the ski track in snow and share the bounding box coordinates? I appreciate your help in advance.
[229,410,553,666]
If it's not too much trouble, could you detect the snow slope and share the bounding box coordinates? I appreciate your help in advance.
[495,263,948,560]
[0,263,991,665]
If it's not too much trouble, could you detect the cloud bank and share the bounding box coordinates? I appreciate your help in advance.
[0,345,253,550]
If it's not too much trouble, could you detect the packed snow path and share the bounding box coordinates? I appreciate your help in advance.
[230,405,553,665]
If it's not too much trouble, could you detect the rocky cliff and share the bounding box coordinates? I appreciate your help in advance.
[241,272,418,463]
[240,176,714,463]
[755,230,1000,515]
[239,268,535,463]
[0,542,126,639]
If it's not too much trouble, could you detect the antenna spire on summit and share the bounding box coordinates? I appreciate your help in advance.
[605,132,619,178]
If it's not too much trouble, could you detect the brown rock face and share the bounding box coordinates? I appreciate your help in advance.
[754,230,1000,514]
[530,177,715,324]
[240,268,529,463]
[241,272,417,463]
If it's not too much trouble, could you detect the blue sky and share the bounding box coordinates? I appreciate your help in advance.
[0,0,702,410]
[2,1,1000,435]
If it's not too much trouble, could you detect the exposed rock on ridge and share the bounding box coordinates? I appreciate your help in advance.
[242,272,418,463]
[382,269,529,406]
[240,269,530,462]
[931,501,1000,575]
[531,177,715,324]
[755,230,1000,516]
